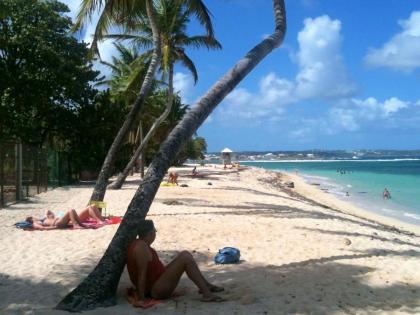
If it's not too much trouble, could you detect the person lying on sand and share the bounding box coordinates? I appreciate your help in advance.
[25,205,105,230]
[126,220,225,306]
[167,172,179,185]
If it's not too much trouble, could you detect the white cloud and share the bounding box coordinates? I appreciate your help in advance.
[329,107,360,131]
[327,97,410,132]
[352,97,409,118]
[217,73,293,122]
[173,72,195,104]
[364,11,420,72]
[218,15,356,123]
[295,15,356,99]
[382,97,408,116]
[258,73,296,105]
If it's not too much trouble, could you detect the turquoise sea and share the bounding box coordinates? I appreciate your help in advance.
[241,160,420,226]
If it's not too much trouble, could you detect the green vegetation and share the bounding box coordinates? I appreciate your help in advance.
[0,0,207,179]
[0,0,99,145]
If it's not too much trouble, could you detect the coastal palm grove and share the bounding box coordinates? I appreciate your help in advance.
[1,0,286,311]
[0,0,209,179]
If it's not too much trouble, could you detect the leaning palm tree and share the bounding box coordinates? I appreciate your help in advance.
[97,43,160,163]
[75,0,216,204]
[107,0,221,190]
[56,0,286,311]
[80,0,162,204]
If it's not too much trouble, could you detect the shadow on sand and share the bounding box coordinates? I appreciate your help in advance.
[1,248,419,314]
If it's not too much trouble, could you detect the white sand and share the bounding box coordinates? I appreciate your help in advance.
[1,165,419,314]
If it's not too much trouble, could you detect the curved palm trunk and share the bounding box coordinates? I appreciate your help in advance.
[108,64,175,190]
[138,121,145,177]
[56,0,286,311]
[89,0,161,203]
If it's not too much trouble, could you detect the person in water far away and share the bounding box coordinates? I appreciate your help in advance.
[383,188,391,199]
[126,220,225,306]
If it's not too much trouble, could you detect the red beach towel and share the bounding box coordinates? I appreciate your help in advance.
[81,216,122,229]
[16,216,122,231]
[126,287,182,309]
[126,288,163,309]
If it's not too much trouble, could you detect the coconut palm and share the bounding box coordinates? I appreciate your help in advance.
[97,43,145,104]
[97,43,159,165]
[74,0,215,58]
[83,0,161,204]
[75,0,216,204]
[56,0,286,311]
[107,0,221,190]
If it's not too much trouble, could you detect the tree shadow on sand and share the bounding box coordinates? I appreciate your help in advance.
[0,250,209,314]
[150,201,416,238]
[203,248,420,315]
[2,248,419,314]
[297,227,420,250]
[201,186,304,203]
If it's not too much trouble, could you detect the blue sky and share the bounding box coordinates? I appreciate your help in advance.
[63,0,420,152]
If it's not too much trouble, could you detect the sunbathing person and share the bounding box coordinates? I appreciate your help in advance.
[167,172,179,185]
[26,205,105,230]
[126,220,225,306]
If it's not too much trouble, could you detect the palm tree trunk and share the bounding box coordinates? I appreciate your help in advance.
[138,121,145,178]
[55,1,286,311]
[89,0,161,203]
[108,64,175,190]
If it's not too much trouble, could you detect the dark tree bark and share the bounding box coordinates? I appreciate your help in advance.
[138,121,145,178]
[56,0,286,311]
[108,64,175,190]
[89,0,161,203]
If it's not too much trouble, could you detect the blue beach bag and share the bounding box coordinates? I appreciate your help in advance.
[214,247,240,264]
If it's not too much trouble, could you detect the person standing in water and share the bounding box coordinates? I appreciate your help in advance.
[383,188,391,199]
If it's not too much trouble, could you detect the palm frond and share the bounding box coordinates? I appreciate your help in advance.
[184,0,214,37]
[180,35,222,50]
[73,0,104,32]
[177,52,198,84]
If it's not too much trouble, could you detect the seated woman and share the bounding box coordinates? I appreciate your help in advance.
[126,220,225,306]
[26,205,105,230]
[167,172,179,185]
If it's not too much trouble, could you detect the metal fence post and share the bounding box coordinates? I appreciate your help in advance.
[15,141,23,201]
[0,143,4,207]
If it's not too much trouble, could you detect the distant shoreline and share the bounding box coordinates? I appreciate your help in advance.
[275,169,420,235]
[238,158,420,163]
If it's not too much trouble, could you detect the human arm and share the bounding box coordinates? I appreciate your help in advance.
[32,221,58,230]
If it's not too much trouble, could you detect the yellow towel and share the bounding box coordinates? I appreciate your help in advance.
[160,182,177,187]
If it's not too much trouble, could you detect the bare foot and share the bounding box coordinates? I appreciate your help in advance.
[208,284,224,293]
[199,284,224,293]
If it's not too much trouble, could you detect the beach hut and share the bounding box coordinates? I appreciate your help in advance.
[221,148,234,168]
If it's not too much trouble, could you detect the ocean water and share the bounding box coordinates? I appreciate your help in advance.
[241,160,420,226]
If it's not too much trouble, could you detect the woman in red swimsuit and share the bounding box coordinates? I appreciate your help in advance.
[126,220,225,306]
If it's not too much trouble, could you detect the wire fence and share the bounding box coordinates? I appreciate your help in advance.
[0,141,73,207]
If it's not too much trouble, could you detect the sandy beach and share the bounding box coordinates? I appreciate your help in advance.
[1,165,420,314]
